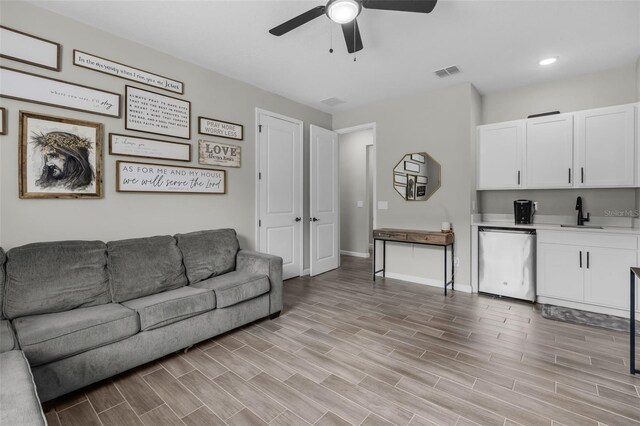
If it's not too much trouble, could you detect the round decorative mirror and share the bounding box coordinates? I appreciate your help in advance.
[392,152,441,201]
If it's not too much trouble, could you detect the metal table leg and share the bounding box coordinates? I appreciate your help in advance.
[451,242,455,291]
[632,270,638,374]
[382,240,386,278]
[444,245,448,296]
[372,239,376,283]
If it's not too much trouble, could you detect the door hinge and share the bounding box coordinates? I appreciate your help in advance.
[259,220,262,227]
[259,172,262,180]
[258,124,262,133]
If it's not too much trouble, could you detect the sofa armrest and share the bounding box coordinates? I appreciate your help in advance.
[236,250,283,315]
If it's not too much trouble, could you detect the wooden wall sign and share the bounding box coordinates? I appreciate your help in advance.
[0,26,61,71]
[0,66,121,118]
[116,161,226,194]
[125,86,190,139]
[198,140,241,168]
[74,50,184,94]
[198,116,243,140]
[109,134,191,162]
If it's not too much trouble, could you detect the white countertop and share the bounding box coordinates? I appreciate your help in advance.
[472,214,640,235]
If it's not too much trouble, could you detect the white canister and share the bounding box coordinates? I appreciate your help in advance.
[441,222,451,232]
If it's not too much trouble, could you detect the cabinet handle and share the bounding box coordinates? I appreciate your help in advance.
[581,167,584,183]
[587,252,590,269]
[579,251,582,268]
[568,168,571,184]
[517,171,521,185]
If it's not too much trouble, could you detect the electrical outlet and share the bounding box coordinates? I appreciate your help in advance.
[533,201,539,211]
[357,201,364,208]
[454,257,460,268]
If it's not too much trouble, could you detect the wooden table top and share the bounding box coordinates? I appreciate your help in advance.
[373,228,454,245]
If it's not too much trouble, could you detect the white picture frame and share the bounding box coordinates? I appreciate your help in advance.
[198,116,243,141]
[199,140,241,168]
[404,161,420,173]
[125,86,191,139]
[0,26,61,71]
[411,153,425,163]
[116,161,226,194]
[74,50,184,94]
[109,133,191,162]
[0,66,121,118]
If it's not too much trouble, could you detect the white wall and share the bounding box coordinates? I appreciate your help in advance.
[479,63,639,218]
[338,129,372,255]
[333,83,479,290]
[0,2,332,267]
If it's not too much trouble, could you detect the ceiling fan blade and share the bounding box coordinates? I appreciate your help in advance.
[269,6,326,36]
[342,19,363,54]
[362,0,437,13]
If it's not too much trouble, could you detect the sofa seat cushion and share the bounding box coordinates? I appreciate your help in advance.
[0,351,46,426]
[122,287,215,331]
[13,304,139,367]
[192,271,270,308]
[0,320,16,353]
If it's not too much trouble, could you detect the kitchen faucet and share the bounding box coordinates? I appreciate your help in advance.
[576,196,590,226]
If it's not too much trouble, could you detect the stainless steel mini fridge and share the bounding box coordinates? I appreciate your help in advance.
[479,227,536,302]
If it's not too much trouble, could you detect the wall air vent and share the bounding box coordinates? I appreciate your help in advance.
[320,97,346,107]
[434,65,461,78]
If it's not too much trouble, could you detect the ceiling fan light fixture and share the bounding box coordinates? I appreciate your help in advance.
[539,56,558,66]
[327,0,361,24]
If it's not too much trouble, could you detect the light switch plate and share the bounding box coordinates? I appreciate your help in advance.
[377,201,388,210]
[357,201,364,208]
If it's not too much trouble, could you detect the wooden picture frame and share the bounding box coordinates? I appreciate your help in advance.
[74,50,184,94]
[116,160,226,194]
[109,133,191,162]
[0,66,121,118]
[198,116,243,141]
[125,86,191,139]
[19,111,103,199]
[0,108,7,136]
[0,26,61,71]
[198,140,241,168]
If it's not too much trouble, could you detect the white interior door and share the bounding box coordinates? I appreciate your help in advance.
[258,111,302,280]
[310,125,339,276]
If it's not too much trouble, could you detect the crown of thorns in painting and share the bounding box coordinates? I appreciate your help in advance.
[31,131,95,190]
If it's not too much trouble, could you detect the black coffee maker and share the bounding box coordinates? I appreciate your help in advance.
[514,200,534,224]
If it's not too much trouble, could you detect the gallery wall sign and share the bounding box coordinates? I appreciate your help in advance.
[198,116,243,141]
[116,161,226,194]
[0,26,61,71]
[125,86,190,139]
[109,133,191,162]
[74,50,184,94]
[19,111,103,199]
[0,66,121,118]
[198,140,241,168]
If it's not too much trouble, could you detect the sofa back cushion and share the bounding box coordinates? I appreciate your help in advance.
[0,248,5,319]
[108,235,187,302]
[4,241,110,319]
[175,229,239,284]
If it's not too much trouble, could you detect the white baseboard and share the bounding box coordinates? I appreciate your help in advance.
[376,271,472,293]
[340,250,370,258]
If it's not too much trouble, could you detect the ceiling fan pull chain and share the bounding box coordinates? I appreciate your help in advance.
[353,19,357,62]
[329,22,334,53]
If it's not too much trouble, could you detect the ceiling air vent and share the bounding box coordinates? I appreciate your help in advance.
[320,97,346,107]
[434,65,461,78]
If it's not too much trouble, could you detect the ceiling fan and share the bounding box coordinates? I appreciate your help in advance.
[269,0,438,54]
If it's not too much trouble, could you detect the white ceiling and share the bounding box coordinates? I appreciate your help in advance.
[31,0,640,113]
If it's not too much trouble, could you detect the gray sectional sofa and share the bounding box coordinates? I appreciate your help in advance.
[0,229,282,424]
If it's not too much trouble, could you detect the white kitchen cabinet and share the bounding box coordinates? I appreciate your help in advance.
[537,230,638,313]
[526,114,574,188]
[477,120,524,190]
[584,247,636,309]
[575,104,635,187]
[537,243,584,301]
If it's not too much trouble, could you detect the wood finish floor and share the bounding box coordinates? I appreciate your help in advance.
[44,255,640,426]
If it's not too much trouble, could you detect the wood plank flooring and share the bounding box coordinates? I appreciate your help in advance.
[44,255,640,425]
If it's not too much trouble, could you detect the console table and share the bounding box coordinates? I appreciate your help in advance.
[631,267,640,375]
[372,228,455,295]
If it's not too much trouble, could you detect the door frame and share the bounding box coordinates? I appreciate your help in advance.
[334,122,378,247]
[255,108,304,278]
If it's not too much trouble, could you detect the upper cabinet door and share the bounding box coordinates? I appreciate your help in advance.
[477,120,525,190]
[575,104,635,187]
[526,114,574,188]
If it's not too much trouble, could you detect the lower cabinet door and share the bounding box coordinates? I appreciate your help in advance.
[538,243,584,301]
[584,247,637,310]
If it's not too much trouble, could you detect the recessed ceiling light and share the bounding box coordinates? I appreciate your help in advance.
[539,57,558,66]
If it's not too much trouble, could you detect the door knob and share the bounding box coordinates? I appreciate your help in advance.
[295,217,301,222]
[310,217,319,222]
